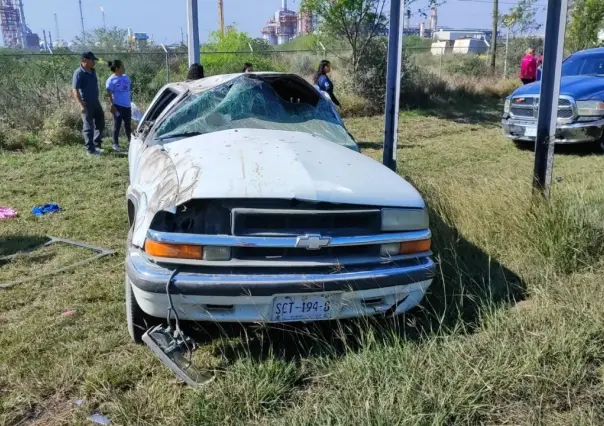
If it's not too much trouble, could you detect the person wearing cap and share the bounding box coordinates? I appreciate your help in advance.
[73,51,105,156]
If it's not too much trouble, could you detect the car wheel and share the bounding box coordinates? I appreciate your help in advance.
[597,138,604,153]
[125,227,158,344]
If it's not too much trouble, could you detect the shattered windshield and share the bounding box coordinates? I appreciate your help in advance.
[154,75,357,149]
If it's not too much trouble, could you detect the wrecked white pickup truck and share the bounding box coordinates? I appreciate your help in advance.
[125,72,435,344]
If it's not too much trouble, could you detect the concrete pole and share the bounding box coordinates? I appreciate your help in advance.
[382,0,405,172]
[187,0,200,66]
[504,26,509,78]
[79,0,85,38]
[533,0,568,199]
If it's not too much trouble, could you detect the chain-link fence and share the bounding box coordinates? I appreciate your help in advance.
[0,45,524,137]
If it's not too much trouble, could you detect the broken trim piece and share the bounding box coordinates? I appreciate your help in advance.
[143,324,215,388]
[0,237,115,289]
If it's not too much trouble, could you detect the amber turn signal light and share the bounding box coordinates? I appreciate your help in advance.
[144,240,203,259]
[399,239,431,254]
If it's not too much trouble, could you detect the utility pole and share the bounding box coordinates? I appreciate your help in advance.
[533,0,568,199]
[79,0,85,38]
[218,0,225,36]
[186,0,200,66]
[382,0,405,172]
[490,0,498,73]
[54,13,60,44]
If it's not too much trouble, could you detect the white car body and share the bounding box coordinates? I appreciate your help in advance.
[125,72,434,342]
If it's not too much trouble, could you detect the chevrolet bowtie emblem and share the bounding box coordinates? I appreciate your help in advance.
[295,234,331,250]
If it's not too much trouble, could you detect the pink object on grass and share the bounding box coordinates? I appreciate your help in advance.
[0,207,17,219]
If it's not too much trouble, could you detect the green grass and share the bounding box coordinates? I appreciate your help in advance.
[3,108,604,425]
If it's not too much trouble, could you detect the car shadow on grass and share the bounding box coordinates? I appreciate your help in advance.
[416,98,504,127]
[180,209,526,365]
[514,140,603,156]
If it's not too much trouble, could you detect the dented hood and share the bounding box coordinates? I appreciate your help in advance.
[162,129,425,208]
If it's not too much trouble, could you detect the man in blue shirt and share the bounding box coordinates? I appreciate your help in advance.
[73,51,105,156]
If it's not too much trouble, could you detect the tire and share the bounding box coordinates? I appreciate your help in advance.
[125,227,158,344]
[125,275,155,344]
[596,138,604,153]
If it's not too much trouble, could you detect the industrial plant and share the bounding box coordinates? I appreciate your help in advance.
[261,0,316,46]
[0,0,39,49]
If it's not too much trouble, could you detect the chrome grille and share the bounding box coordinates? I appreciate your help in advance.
[509,95,575,121]
[231,207,381,237]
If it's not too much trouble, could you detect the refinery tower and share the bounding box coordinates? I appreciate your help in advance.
[0,0,39,49]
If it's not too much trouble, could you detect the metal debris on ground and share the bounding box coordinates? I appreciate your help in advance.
[88,413,110,425]
[0,237,115,289]
[0,207,18,219]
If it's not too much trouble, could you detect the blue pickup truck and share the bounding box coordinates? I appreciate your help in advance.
[502,47,604,151]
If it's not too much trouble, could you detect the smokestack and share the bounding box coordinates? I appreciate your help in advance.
[282,0,287,10]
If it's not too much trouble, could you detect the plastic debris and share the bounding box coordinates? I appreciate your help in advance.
[61,309,76,317]
[0,207,17,219]
[32,204,62,217]
[131,102,143,121]
[75,399,84,406]
[88,413,110,425]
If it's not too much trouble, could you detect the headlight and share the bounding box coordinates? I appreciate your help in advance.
[381,208,429,232]
[577,100,604,116]
[504,98,511,114]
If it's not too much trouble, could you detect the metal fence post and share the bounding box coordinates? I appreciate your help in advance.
[533,0,568,199]
[439,48,443,78]
[382,0,405,172]
[161,44,170,84]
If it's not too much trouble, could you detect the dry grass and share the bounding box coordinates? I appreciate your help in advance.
[3,105,604,425]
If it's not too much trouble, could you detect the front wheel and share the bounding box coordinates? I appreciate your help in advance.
[125,275,158,344]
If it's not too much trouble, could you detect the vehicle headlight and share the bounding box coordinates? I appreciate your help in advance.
[381,208,429,232]
[504,98,511,114]
[576,100,604,116]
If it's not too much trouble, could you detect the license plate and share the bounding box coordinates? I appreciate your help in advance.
[272,294,339,321]
[524,126,537,137]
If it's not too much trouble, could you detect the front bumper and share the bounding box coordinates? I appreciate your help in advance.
[502,117,604,144]
[127,248,435,322]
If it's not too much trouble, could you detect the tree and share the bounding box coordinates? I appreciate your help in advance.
[73,27,131,52]
[300,0,388,72]
[201,27,276,75]
[501,0,542,38]
[566,0,604,52]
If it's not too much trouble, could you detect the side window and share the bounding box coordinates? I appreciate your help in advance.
[137,88,179,133]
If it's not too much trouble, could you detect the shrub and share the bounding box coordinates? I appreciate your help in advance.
[445,55,488,77]
[40,105,82,146]
[285,53,317,76]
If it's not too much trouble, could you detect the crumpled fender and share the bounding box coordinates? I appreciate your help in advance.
[130,145,200,248]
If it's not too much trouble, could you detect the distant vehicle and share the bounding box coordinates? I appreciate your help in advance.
[124,72,435,343]
[502,47,604,151]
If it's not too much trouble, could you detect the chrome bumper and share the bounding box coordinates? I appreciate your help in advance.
[501,117,604,144]
[126,248,435,321]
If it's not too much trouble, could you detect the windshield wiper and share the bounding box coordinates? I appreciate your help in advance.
[158,131,203,141]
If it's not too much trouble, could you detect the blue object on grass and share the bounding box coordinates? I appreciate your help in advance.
[32,204,62,216]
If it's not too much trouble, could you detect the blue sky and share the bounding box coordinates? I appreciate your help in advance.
[15,0,546,46]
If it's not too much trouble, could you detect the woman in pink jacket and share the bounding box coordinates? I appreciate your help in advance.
[520,48,537,85]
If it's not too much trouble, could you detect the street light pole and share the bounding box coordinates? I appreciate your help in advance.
[382,0,405,172]
[186,0,200,66]
[533,0,568,199]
